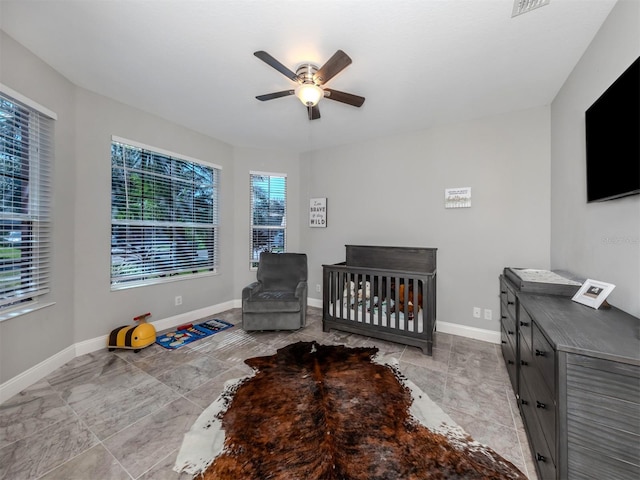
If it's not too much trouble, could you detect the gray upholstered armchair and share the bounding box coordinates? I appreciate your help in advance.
[242,252,308,331]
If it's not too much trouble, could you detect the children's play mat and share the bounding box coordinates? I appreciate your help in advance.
[156,319,234,349]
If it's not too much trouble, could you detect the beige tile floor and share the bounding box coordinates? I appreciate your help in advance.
[0,307,539,479]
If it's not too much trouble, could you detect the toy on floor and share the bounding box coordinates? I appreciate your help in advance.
[107,312,156,353]
[155,319,234,350]
[395,283,423,320]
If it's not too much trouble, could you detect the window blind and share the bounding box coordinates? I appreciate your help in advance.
[0,91,53,308]
[250,172,286,268]
[111,138,220,287]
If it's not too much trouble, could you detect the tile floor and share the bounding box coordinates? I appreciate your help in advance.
[0,307,539,479]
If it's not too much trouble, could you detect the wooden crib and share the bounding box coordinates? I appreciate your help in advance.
[322,245,437,355]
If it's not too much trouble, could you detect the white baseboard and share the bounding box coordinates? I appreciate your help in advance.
[308,297,322,309]
[1,300,500,404]
[0,345,76,404]
[437,321,501,344]
[1,300,237,404]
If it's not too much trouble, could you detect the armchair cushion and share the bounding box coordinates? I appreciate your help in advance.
[257,252,308,291]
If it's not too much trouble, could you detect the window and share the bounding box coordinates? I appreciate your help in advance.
[0,89,54,309]
[250,172,286,268]
[111,137,220,288]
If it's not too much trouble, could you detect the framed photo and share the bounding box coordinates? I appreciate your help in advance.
[571,279,615,309]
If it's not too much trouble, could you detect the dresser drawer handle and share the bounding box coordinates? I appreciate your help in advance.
[501,340,507,344]
[508,301,515,305]
[536,401,546,409]
[521,360,528,366]
[536,453,546,462]
[501,290,507,294]
[535,349,546,357]
[507,330,514,335]
[520,399,528,405]
[501,315,507,319]
[520,321,529,327]
[508,360,515,365]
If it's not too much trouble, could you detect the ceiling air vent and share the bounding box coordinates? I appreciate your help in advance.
[512,0,550,17]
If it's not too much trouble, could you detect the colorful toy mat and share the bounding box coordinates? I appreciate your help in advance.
[156,318,234,349]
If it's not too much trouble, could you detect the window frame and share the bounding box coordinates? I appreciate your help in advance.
[110,136,222,289]
[0,85,56,312]
[249,171,287,270]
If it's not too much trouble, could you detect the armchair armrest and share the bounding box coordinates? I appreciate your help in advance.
[295,281,308,299]
[243,281,263,301]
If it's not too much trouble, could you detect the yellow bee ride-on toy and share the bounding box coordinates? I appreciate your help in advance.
[107,312,156,353]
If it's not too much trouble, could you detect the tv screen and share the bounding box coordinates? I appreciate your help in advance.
[585,56,640,202]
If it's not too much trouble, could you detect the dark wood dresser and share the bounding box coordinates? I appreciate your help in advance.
[499,272,640,480]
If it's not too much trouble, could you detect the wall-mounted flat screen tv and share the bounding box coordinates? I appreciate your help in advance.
[585,56,639,203]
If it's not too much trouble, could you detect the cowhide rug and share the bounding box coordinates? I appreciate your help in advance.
[175,341,526,480]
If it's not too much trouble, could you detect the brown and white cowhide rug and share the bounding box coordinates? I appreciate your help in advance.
[175,341,526,480]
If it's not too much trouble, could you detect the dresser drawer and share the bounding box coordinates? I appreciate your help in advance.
[568,443,640,480]
[528,377,556,459]
[520,381,557,480]
[506,288,517,320]
[501,309,516,338]
[532,323,555,394]
[567,354,640,403]
[501,325,518,391]
[566,354,640,474]
[518,304,533,350]
[519,352,557,460]
[500,281,509,307]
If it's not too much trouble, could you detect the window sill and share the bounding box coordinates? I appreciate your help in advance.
[110,269,219,291]
[0,301,56,323]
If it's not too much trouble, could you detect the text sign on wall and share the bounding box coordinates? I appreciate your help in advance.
[309,198,327,227]
[445,187,471,208]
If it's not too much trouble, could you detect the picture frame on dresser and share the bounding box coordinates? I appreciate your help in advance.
[571,278,615,309]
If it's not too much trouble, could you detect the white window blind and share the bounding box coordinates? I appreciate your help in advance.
[111,138,220,287]
[0,91,53,309]
[250,172,286,268]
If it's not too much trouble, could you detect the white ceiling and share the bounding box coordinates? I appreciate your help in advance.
[0,0,617,153]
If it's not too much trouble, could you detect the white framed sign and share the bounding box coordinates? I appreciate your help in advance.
[309,198,327,228]
[571,279,615,309]
[445,187,471,208]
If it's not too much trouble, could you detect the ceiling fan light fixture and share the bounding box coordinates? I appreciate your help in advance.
[295,84,324,106]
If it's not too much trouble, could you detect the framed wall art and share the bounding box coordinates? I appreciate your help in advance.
[309,198,327,228]
[571,279,615,309]
[445,187,471,208]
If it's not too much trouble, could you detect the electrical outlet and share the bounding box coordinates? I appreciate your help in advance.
[473,307,481,318]
[175,295,182,306]
[316,284,321,292]
[484,309,492,320]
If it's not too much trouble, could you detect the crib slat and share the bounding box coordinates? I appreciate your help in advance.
[376,274,382,327]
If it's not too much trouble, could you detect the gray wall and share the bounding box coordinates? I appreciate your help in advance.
[2,0,638,387]
[73,89,235,344]
[301,107,552,330]
[0,32,77,382]
[551,0,640,317]
[0,31,236,383]
[231,147,303,296]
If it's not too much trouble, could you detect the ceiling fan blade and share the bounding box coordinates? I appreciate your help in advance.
[324,89,365,107]
[314,50,352,85]
[256,90,295,101]
[308,105,321,120]
[254,51,298,81]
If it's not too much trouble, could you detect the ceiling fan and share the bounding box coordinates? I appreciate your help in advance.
[254,50,365,120]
